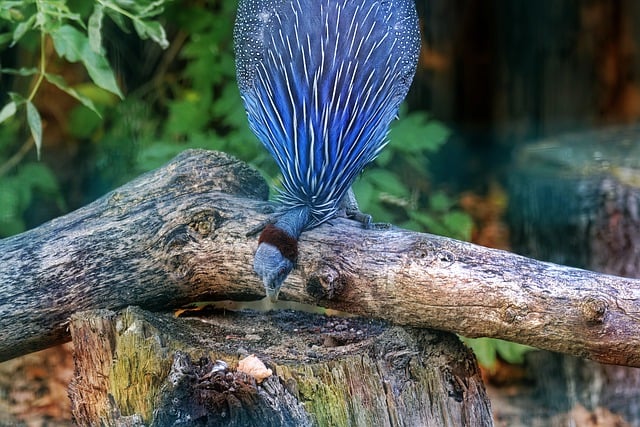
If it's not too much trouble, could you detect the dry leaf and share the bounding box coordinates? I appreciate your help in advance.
[237,354,272,383]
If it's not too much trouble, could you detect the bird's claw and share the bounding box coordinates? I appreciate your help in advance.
[345,208,391,230]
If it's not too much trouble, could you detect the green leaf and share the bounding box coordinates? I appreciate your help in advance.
[45,73,100,116]
[25,101,42,158]
[429,192,453,212]
[50,25,123,98]
[0,32,15,47]
[11,14,35,47]
[4,5,25,21]
[1,67,39,76]
[365,169,411,198]
[137,0,167,18]
[133,19,168,49]
[103,8,129,33]
[421,121,450,146]
[0,101,17,124]
[74,83,121,106]
[442,211,473,241]
[68,105,102,138]
[8,92,25,105]
[390,111,450,154]
[462,337,498,368]
[88,4,105,54]
[49,25,87,59]
[494,340,533,365]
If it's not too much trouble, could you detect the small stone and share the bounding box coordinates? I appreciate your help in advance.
[245,334,261,341]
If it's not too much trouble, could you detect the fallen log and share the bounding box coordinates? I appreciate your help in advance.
[1,149,639,366]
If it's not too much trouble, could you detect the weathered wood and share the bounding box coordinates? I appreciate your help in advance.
[68,307,492,427]
[1,149,640,366]
[0,150,269,361]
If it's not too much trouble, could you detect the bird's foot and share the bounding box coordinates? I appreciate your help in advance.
[342,189,391,230]
[343,208,389,230]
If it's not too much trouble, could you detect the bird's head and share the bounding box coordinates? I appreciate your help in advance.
[253,242,294,301]
[254,223,299,301]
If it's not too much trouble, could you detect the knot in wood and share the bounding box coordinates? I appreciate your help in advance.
[581,296,608,324]
[385,349,419,370]
[436,249,457,266]
[109,192,124,204]
[188,210,221,237]
[410,238,436,265]
[501,305,519,324]
[306,266,347,300]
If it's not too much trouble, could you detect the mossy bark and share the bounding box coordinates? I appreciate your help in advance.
[69,307,492,426]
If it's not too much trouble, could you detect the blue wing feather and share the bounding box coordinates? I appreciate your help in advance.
[235,0,420,227]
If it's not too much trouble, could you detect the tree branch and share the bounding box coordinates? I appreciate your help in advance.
[1,149,639,366]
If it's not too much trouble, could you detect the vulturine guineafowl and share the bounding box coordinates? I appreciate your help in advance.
[234,0,420,300]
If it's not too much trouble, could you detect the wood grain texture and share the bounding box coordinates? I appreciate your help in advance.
[1,149,639,366]
[68,307,492,427]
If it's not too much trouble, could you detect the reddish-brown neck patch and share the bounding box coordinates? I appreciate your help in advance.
[258,224,298,262]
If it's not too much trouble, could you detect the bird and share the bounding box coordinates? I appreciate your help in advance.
[234,0,420,300]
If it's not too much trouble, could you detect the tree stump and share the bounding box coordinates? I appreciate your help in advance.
[68,306,493,426]
[3,147,640,424]
[507,124,640,426]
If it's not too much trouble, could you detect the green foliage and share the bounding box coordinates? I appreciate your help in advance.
[50,24,123,97]
[0,0,169,157]
[0,161,64,237]
[129,0,270,178]
[92,0,170,49]
[353,108,472,240]
[462,337,533,369]
[0,0,170,234]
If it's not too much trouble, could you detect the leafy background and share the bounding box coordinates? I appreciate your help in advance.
[0,1,528,422]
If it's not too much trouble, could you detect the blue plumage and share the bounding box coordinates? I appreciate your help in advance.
[235,0,420,228]
[235,0,420,300]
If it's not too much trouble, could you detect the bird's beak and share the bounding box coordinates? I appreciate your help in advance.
[264,282,281,302]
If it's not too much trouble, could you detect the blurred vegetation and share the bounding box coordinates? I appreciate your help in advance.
[462,337,532,370]
[1,0,525,367]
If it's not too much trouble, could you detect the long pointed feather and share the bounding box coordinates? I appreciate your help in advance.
[235,0,420,227]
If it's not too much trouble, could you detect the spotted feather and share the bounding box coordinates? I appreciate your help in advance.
[235,0,420,228]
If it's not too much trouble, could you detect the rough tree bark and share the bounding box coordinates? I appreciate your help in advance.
[68,306,492,426]
[1,149,639,366]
